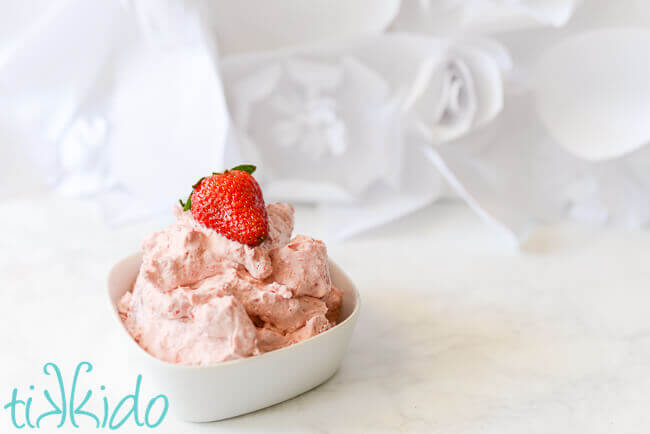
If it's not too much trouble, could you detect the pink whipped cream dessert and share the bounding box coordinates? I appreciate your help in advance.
[118,202,343,366]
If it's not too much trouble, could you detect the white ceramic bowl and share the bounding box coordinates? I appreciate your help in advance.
[107,252,360,422]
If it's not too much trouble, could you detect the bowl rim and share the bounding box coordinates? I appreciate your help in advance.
[107,252,361,371]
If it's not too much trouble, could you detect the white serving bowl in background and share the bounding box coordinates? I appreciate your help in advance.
[107,252,360,422]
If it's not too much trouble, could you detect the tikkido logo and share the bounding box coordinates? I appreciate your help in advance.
[3,362,168,430]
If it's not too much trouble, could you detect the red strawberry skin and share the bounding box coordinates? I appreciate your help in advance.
[190,170,269,246]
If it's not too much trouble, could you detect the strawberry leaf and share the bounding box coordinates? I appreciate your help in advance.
[229,164,256,175]
[180,177,204,211]
[192,176,205,189]
[183,193,192,211]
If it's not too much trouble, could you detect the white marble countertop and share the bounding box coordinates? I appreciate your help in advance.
[1,195,649,433]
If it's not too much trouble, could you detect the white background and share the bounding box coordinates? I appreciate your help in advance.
[2,1,650,432]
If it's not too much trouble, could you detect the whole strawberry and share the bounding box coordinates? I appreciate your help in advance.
[180,165,269,246]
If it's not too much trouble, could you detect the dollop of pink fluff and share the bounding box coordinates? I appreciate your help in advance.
[119,202,343,366]
[270,235,332,298]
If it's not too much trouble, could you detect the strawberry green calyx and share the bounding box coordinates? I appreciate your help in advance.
[179,165,256,211]
[179,193,192,211]
[229,164,256,174]
[179,176,205,211]
[212,164,256,176]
